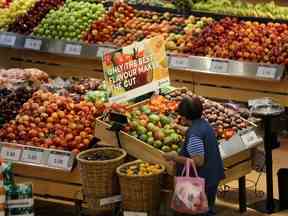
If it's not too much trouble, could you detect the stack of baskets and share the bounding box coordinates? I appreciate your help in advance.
[77,147,127,213]
[117,160,165,216]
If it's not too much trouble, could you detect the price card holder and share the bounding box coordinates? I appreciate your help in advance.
[240,130,262,148]
[24,38,42,50]
[0,145,22,161]
[64,44,82,56]
[169,56,189,69]
[123,211,148,216]
[0,34,16,47]
[256,66,277,79]
[210,59,229,74]
[47,151,73,170]
[21,147,44,164]
[97,47,116,58]
[99,195,122,206]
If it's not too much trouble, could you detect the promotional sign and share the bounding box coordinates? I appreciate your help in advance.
[102,36,169,103]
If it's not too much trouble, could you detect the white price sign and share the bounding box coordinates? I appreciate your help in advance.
[48,152,70,169]
[123,211,148,216]
[100,195,122,206]
[97,47,116,58]
[210,60,228,73]
[64,44,82,55]
[1,146,21,161]
[256,66,277,79]
[21,148,43,164]
[0,34,16,46]
[170,56,189,68]
[24,38,42,50]
[241,131,259,148]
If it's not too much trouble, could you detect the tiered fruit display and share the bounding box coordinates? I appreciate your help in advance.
[184,17,288,65]
[192,0,288,20]
[33,0,105,41]
[8,0,65,35]
[0,90,99,153]
[165,88,248,139]
[125,162,163,176]
[125,95,183,153]
[0,0,38,31]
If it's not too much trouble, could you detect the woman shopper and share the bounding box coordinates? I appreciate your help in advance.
[163,96,225,216]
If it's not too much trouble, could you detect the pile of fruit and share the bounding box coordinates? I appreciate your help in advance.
[33,0,105,41]
[0,85,35,125]
[83,152,116,161]
[8,0,65,35]
[0,90,99,153]
[165,88,248,139]
[125,95,183,153]
[191,0,288,20]
[125,162,163,176]
[184,17,288,65]
[0,0,38,31]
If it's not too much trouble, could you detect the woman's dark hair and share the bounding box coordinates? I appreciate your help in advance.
[176,96,203,120]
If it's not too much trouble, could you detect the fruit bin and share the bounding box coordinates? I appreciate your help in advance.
[94,91,260,175]
[116,160,165,216]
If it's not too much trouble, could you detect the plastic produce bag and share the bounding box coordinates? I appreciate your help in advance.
[171,159,208,214]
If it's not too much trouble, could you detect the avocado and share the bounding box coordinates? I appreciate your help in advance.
[170,133,180,142]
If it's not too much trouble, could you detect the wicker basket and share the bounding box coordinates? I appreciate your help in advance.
[116,160,165,215]
[77,147,127,212]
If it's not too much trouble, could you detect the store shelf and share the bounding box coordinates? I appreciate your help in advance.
[169,54,285,81]
[0,31,285,81]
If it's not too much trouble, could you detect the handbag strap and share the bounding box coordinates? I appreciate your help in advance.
[181,159,199,177]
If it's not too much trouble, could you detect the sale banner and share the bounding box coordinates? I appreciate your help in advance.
[102,35,169,103]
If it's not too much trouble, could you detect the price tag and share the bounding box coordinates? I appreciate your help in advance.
[48,152,70,169]
[99,195,122,206]
[0,34,16,46]
[170,56,189,68]
[1,146,21,161]
[24,38,42,50]
[241,131,259,148]
[256,66,277,79]
[64,44,82,55]
[210,60,228,73]
[97,47,116,58]
[123,211,148,216]
[21,148,43,164]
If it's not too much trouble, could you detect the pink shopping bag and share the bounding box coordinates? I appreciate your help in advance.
[171,159,209,214]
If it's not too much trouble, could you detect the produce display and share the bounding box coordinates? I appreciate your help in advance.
[33,0,105,41]
[124,95,183,153]
[0,90,98,153]
[0,0,38,31]
[165,88,248,139]
[8,0,65,35]
[83,151,117,161]
[191,0,288,20]
[124,161,163,176]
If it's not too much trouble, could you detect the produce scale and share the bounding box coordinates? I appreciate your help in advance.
[0,0,287,214]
